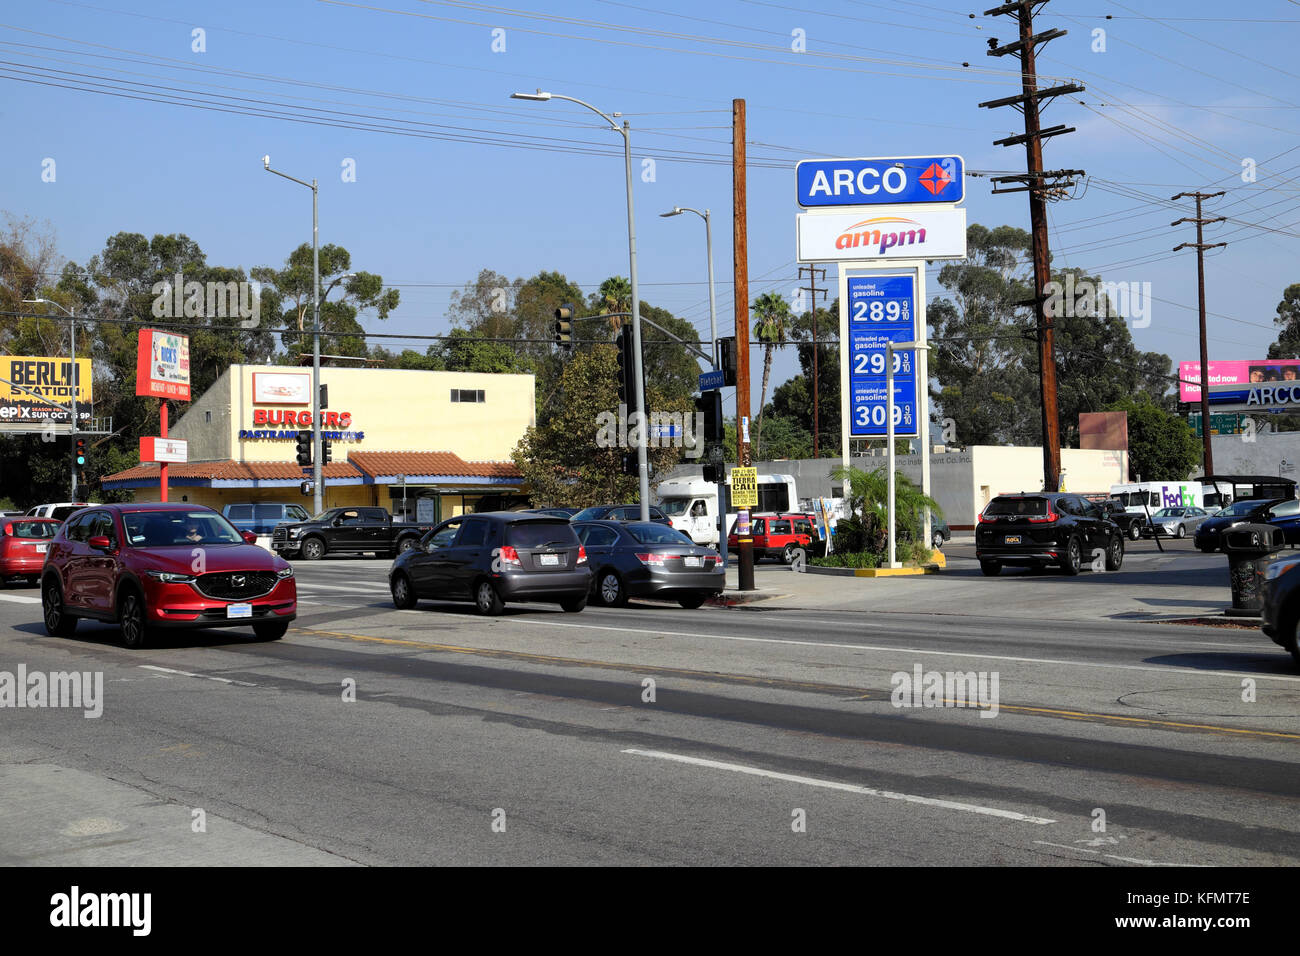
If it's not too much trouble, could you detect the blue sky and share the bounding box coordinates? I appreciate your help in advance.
[2,0,1298,420]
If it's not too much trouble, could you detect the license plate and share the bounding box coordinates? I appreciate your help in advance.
[539,554,559,566]
[227,603,253,619]
[1004,535,1022,545]
[684,556,701,567]
[35,543,47,553]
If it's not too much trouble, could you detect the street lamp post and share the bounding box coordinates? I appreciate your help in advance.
[24,298,77,498]
[661,204,725,564]
[885,339,929,569]
[512,90,650,521]
[263,155,323,514]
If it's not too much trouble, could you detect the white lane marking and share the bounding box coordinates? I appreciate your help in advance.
[623,748,1056,825]
[1031,841,1202,867]
[138,665,256,686]
[0,594,41,604]
[522,619,1300,683]
[295,582,387,593]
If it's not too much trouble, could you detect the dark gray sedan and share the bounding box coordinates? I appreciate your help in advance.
[573,520,725,608]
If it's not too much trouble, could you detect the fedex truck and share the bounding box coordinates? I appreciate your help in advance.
[1108,481,1204,514]
[656,473,799,546]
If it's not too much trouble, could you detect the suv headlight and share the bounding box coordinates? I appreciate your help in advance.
[145,571,196,583]
[276,566,294,579]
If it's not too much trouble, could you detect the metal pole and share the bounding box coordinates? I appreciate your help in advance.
[618,122,650,521]
[703,208,728,568]
[311,180,322,515]
[887,342,897,568]
[69,310,77,500]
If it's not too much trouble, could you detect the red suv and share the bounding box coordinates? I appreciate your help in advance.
[1,518,60,586]
[727,512,819,563]
[41,503,297,648]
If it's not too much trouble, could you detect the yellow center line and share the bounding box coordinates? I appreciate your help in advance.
[294,627,1300,742]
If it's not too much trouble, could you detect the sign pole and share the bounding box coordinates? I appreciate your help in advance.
[887,343,897,568]
[916,264,932,549]
[734,97,755,592]
[160,401,168,503]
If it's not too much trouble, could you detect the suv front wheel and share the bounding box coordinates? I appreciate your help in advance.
[118,589,150,649]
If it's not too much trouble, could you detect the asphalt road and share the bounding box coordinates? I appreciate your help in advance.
[1,543,1297,866]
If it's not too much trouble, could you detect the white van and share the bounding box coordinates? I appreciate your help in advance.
[1108,482,1203,515]
[656,473,799,546]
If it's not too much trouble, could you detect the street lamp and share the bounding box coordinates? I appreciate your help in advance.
[885,339,930,569]
[23,297,78,498]
[512,89,650,521]
[262,154,323,514]
[661,204,724,564]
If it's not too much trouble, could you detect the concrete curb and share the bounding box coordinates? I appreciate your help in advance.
[804,551,946,578]
[706,590,787,607]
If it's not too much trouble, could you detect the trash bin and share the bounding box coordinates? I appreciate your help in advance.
[1221,523,1285,615]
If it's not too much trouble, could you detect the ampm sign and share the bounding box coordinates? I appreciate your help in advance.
[796,156,965,207]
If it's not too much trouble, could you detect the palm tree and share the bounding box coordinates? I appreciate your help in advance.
[595,276,632,333]
[831,464,942,554]
[751,291,791,458]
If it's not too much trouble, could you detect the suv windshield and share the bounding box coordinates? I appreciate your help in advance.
[123,511,244,547]
[984,497,1048,517]
[506,521,579,549]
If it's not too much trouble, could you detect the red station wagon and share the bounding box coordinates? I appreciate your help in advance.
[41,503,296,648]
[727,512,819,563]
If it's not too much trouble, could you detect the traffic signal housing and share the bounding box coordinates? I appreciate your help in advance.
[695,391,723,443]
[718,336,738,387]
[554,303,574,349]
[295,430,312,467]
[621,453,638,477]
[616,327,642,407]
[321,438,333,465]
[702,464,721,483]
[74,436,87,468]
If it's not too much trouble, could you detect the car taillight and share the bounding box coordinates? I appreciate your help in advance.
[2,523,9,536]
[576,546,587,565]
[499,545,522,567]
[635,552,671,566]
[1027,508,1059,523]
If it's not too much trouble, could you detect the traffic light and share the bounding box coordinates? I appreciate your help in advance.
[295,430,312,467]
[695,391,723,443]
[702,464,721,483]
[319,383,329,409]
[616,327,641,406]
[321,438,333,465]
[621,453,638,476]
[554,303,574,349]
[300,480,313,496]
[718,336,738,387]
[74,436,86,468]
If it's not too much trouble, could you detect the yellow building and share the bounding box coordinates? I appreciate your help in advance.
[102,365,534,520]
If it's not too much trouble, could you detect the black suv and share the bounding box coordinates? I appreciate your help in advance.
[976,493,1124,576]
[388,512,590,615]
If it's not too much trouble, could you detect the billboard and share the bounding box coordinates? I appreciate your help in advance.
[0,355,92,426]
[797,206,967,262]
[253,371,310,405]
[1179,359,1300,402]
[135,329,191,400]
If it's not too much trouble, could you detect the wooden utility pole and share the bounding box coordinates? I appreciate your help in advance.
[981,0,1084,493]
[1173,190,1227,477]
[798,264,828,458]
[733,97,755,592]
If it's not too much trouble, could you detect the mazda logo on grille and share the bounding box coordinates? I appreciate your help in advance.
[232,574,246,588]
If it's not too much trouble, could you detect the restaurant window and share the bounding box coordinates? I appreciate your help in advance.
[450,389,486,403]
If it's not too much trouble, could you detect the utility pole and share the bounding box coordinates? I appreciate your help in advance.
[798,264,828,458]
[1172,191,1226,478]
[733,97,755,592]
[980,0,1084,493]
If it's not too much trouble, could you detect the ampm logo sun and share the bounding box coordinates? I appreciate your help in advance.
[834,217,928,255]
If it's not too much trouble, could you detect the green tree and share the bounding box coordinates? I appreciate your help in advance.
[751,291,792,459]
[1105,396,1201,481]
[767,303,840,456]
[441,327,532,374]
[1266,283,1300,359]
[830,464,941,555]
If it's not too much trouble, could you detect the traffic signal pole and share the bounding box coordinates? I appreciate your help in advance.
[733,98,755,592]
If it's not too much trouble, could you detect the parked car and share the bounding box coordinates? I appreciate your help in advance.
[570,504,673,525]
[574,520,725,608]
[726,512,820,563]
[25,502,95,522]
[930,514,951,550]
[223,502,311,537]
[1259,498,1300,545]
[1193,498,1287,552]
[1144,505,1213,539]
[0,517,60,587]
[40,503,296,648]
[1261,552,1300,667]
[522,507,579,519]
[388,512,590,615]
[975,492,1124,576]
[1099,499,1148,541]
[272,506,436,560]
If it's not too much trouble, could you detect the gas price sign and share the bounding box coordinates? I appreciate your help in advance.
[846,274,918,439]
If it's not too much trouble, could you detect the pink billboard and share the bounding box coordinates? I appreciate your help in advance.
[1179,360,1300,401]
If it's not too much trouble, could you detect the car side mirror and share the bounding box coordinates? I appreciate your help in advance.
[88,535,112,551]
[241,531,258,544]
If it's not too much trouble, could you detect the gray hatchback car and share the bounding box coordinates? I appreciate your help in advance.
[388,512,591,615]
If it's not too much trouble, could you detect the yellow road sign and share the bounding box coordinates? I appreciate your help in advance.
[730,467,758,508]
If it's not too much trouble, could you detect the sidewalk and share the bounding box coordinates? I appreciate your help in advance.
[711,549,1238,623]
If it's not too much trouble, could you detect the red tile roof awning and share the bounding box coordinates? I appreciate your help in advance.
[101,452,521,488]
[347,451,521,481]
